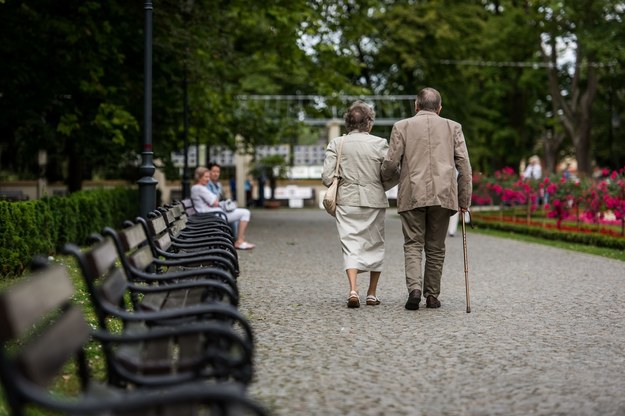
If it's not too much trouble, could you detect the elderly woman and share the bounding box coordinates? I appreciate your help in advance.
[191,166,255,250]
[322,101,393,308]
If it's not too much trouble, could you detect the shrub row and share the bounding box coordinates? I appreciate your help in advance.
[473,217,625,250]
[0,188,140,277]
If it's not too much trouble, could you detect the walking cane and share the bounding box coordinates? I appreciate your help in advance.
[461,210,471,313]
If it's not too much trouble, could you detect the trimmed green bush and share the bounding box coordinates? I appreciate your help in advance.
[0,188,140,277]
[473,219,625,250]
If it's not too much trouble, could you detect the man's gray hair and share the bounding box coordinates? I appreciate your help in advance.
[416,87,442,112]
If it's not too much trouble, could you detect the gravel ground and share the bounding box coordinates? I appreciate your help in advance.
[236,208,625,416]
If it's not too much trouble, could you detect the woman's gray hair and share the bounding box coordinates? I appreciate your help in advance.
[344,101,375,132]
[194,166,209,182]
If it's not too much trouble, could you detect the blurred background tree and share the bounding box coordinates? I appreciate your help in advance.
[1,0,623,190]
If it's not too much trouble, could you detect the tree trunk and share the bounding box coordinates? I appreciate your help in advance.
[542,129,564,175]
[65,139,83,193]
[574,124,593,177]
[571,70,596,176]
[541,34,598,177]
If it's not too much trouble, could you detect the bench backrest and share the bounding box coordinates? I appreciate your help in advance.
[181,198,197,216]
[150,214,238,260]
[117,222,158,271]
[146,215,174,252]
[0,262,267,415]
[159,208,190,239]
[0,264,91,415]
[64,238,134,329]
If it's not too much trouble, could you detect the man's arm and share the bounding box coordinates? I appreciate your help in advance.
[453,123,472,210]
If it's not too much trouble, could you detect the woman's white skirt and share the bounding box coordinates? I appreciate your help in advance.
[336,205,385,272]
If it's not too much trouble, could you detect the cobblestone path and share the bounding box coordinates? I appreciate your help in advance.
[237,209,625,416]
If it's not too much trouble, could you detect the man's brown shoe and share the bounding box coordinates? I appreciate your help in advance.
[405,289,421,310]
[426,295,441,308]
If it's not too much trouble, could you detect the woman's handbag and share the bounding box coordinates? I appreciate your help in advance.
[323,138,344,217]
[219,199,237,212]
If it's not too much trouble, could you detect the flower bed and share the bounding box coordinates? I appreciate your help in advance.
[472,167,625,237]
[472,212,625,250]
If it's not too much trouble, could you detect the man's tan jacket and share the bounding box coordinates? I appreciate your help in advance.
[381,110,472,213]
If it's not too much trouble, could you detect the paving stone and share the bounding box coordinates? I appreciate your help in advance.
[237,209,625,416]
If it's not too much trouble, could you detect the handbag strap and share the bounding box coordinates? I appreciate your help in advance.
[333,138,344,178]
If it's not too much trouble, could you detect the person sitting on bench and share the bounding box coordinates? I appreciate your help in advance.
[191,165,256,250]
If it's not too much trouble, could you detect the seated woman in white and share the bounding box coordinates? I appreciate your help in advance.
[191,166,255,250]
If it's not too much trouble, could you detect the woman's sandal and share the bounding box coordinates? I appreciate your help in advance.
[235,241,256,250]
[366,295,381,306]
[347,291,360,308]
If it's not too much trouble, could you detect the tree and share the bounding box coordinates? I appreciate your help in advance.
[0,1,143,189]
[366,0,546,174]
[2,0,623,187]
[527,0,624,176]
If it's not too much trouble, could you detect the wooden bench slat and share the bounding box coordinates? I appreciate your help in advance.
[128,245,156,271]
[120,223,149,251]
[0,265,74,341]
[0,261,265,415]
[148,216,168,236]
[100,267,129,306]
[87,238,120,276]
[19,306,90,387]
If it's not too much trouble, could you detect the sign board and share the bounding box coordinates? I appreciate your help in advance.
[271,185,314,200]
[288,198,304,208]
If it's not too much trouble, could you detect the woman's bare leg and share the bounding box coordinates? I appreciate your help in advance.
[367,271,381,297]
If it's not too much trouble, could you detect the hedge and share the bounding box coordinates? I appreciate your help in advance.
[0,188,140,277]
[473,217,625,250]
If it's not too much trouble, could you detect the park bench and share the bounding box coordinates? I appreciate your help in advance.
[181,197,229,223]
[111,217,239,279]
[64,236,239,314]
[180,198,239,238]
[137,214,240,276]
[0,261,266,415]
[160,203,235,239]
[155,207,235,246]
[0,189,29,201]
[105,222,239,289]
[63,238,255,387]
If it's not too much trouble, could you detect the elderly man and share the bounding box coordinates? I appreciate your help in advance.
[381,88,472,310]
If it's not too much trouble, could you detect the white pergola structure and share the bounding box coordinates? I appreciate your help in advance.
[232,95,417,203]
[236,94,417,127]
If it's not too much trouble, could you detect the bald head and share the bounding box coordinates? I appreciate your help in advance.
[416,87,442,113]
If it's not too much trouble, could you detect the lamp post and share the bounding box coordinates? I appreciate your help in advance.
[138,1,158,218]
[181,62,190,198]
[195,134,200,168]
[37,149,47,199]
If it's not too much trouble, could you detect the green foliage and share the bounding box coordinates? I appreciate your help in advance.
[473,217,625,251]
[94,103,140,146]
[1,0,624,185]
[0,188,139,277]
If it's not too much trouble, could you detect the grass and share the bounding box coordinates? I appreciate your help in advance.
[468,227,625,262]
[0,255,113,416]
